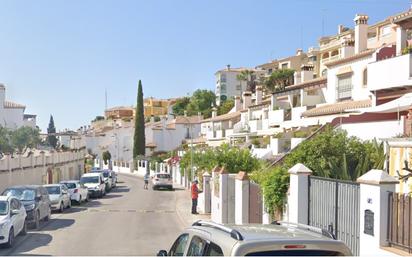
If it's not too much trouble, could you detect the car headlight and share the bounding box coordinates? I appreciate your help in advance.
[95,186,100,190]
[0,222,7,229]
[25,203,36,211]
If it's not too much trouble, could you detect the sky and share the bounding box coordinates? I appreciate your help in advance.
[0,0,409,131]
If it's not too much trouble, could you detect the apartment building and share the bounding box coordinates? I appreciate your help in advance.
[215,65,264,106]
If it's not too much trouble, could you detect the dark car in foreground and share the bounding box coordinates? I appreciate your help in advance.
[2,185,51,229]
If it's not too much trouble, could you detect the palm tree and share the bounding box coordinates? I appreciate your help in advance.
[236,70,257,92]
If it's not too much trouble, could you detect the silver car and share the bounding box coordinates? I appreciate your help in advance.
[44,184,71,213]
[157,220,352,256]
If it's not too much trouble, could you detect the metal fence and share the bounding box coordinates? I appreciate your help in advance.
[388,192,412,254]
[308,176,360,255]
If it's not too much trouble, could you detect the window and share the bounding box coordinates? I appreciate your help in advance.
[220,84,226,93]
[321,69,327,77]
[268,68,273,74]
[309,56,317,62]
[187,236,207,256]
[322,52,330,59]
[205,242,224,256]
[220,74,227,83]
[281,63,289,69]
[363,68,367,87]
[381,25,391,37]
[331,50,339,56]
[169,234,189,256]
[337,75,352,100]
[236,84,242,91]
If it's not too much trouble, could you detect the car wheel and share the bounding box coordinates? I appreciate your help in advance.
[85,194,90,202]
[5,228,14,248]
[20,221,27,236]
[152,186,156,190]
[59,202,64,213]
[78,196,82,205]
[44,207,51,222]
[33,211,40,230]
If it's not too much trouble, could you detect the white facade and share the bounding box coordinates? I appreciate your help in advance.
[215,68,246,105]
[0,85,35,129]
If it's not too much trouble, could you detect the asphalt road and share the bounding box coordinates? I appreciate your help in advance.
[0,174,185,256]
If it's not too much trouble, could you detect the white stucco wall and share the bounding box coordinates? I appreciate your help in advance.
[326,54,374,103]
[339,119,404,141]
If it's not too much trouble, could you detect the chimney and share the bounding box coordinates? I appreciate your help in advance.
[354,14,369,54]
[226,64,231,71]
[300,65,314,83]
[242,91,252,109]
[341,38,355,58]
[294,71,301,85]
[255,86,263,104]
[212,107,218,118]
[234,96,241,111]
[338,24,344,34]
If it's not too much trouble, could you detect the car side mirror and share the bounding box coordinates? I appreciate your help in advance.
[157,250,168,256]
[11,209,20,216]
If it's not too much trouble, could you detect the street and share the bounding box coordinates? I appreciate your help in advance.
[0,174,185,256]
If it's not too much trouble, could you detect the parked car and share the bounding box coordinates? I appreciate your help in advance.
[157,220,352,256]
[0,196,27,248]
[80,173,106,198]
[44,184,71,213]
[2,185,51,230]
[104,170,117,188]
[90,169,112,192]
[60,180,89,204]
[152,173,173,190]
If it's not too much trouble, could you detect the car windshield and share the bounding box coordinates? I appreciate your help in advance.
[0,201,8,215]
[46,186,61,195]
[63,183,77,189]
[157,174,170,179]
[80,176,99,184]
[102,171,110,178]
[3,188,36,201]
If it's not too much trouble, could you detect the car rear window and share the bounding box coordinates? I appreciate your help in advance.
[157,174,170,179]
[63,183,77,189]
[245,250,343,256]
[46,186,61,195]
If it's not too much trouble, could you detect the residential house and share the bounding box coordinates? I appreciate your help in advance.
[145,115,202,156]
[144,97,176,117]
[0,84,37,129]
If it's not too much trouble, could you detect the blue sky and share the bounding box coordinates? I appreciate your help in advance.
[0,0,409,131]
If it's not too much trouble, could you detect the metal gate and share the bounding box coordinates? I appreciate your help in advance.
[308,176,360,255]
[249,182,263,223]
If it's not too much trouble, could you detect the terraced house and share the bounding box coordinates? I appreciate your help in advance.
[201,9,412,161]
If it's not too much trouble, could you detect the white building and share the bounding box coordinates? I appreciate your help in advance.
[215,66,263,105]
[0,84,36,129]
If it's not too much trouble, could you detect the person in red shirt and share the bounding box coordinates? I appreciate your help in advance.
[191,180,199,214]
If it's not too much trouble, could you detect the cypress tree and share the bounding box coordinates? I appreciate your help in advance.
[133,80,145,158]
[47,115,58,148]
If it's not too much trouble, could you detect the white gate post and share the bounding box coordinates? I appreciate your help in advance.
[219,168,229,224]
[357,169,398,256]
[202,172,212,214]
[235,171,249,225]
[288,163,312,224]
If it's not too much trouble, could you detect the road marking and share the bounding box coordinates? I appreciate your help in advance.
[77,209,176,214]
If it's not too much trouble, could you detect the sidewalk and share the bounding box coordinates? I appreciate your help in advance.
[173,184,211,228]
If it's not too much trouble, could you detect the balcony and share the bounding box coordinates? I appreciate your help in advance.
[368,53,412,91]
[268,109,284,127]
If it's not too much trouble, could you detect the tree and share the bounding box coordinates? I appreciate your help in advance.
[11,127,40,153]
[236,70,258,92]
[0,127,12,154]
[102,151,111,165]
[217,99,234,115]
[186,89,216,118]
[133,80,146,158]
[172,97,190,116]
[47,115,58,148]
[264,69,295,93]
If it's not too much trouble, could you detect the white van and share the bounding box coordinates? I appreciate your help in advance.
[80,173,106,198]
